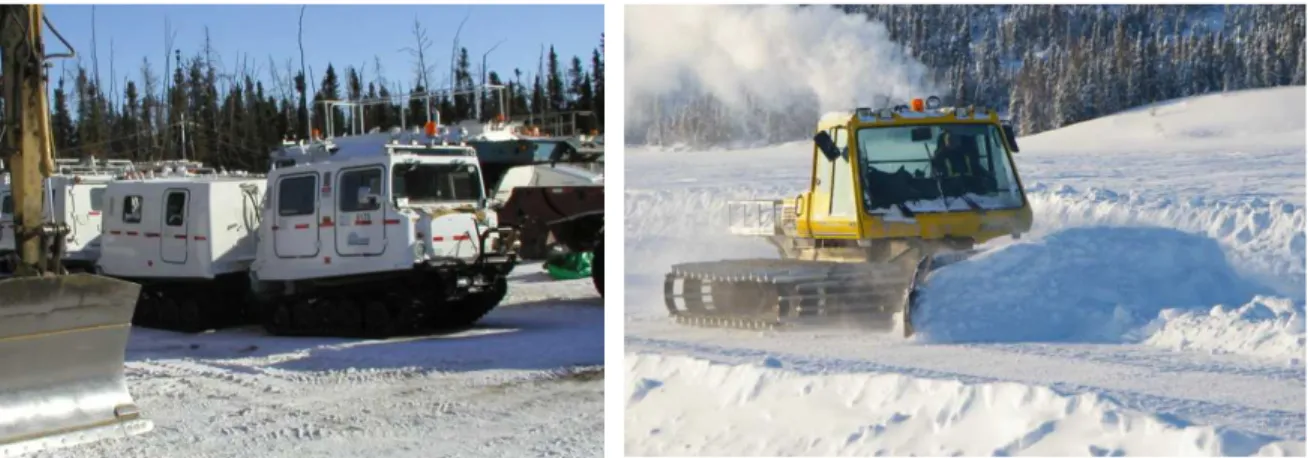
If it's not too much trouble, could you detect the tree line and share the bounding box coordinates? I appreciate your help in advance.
[631,4,1304,147]
[38,26,604,172]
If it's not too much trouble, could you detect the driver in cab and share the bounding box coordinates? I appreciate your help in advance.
[931,130,989,195]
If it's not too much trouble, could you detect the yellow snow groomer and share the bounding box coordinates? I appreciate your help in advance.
[663,96,1033,336]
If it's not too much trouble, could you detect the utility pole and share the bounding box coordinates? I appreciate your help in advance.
[480,39,505,121]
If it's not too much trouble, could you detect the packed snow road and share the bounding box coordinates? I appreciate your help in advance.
[46,263,603,458]
[623,87,1306,456]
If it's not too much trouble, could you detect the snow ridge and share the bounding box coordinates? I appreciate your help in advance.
[626,353,1304,457]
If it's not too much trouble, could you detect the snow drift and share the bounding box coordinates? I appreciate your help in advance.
[912,226,1273,344]
[1026,184,1305,297]
[1139,296,1305,363]
[625,353,1304,456]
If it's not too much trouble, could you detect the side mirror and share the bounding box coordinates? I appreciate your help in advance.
[813,131,842,162]
[910,126,933,142]
[1002,124,1020,153]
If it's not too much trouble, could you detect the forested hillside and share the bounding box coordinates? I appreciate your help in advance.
[29,27,604,171]
[628,4,1304,147]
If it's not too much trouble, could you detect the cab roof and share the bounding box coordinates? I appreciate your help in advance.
[817,104,1002,132]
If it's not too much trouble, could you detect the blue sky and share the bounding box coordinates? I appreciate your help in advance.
[42,4,604,98]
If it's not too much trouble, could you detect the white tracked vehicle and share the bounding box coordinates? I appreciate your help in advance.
[0,158,138,273]
[247,127,521,337]
[96,176,266,332]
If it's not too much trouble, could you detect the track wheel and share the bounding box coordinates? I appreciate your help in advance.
[291,298,319,330]
[133,289,157,327]
[157,295,182,330]
[362,300,393,338]
[176,296,205,333]
[262,298,294,335]
[327,296,363,336]
[459,276,508,326]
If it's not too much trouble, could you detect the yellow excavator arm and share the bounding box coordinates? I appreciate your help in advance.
[1,4,58,275]
[0,5,154,454]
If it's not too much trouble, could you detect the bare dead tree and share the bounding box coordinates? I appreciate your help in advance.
[298,5,310,138]
[448,10,470,90]
[401,18,435,90]
[92,5,100,88]
[109,38,117,110]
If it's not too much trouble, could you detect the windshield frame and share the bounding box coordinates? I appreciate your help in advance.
[851,121,1025,215]
[390,161,487,205]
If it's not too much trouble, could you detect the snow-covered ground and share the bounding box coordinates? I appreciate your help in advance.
[49,263,602,458]
[624,86,1307,456]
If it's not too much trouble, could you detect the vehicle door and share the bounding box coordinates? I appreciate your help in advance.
[70,185,107,250]
[160,189,190,264]
[272,173,320,258]
[334,165,387,257]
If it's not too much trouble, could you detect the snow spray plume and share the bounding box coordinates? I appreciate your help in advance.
[625,5,934,148]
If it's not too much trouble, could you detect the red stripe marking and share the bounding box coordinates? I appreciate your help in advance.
[383,219,401,225]
[126,231,139,236]
[109,230,122,235]
[193,235,207,241]
[271,225,280,231]
[432,236,444,241]
[453,234,471,241]
[173,234,187,240]
[294,223,310,230]
[320,218,334,227]
[87,211,101,216]
[355,220,373,226]
[144,232,160,238]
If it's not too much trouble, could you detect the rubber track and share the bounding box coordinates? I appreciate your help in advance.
[664,259,920,335]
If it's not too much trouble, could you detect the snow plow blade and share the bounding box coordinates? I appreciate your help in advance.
[662,256,932,337]
[0,274,153,455]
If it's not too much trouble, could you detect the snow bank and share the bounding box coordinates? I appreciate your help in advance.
[625,353,1303,456]
[1026,184,1305,299]
[1022,86,1306,157]
[913,226,1273,344]
[1139,296,1305,364]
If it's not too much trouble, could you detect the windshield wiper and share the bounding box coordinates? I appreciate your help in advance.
[896,202,916,219]
[959,194,985,214]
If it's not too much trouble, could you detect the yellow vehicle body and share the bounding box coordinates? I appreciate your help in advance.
[785,107,1032,261]
[664,98,1033,335]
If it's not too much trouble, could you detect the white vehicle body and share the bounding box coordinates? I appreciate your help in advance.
[254,132,515,283]
[97,177,265,280]
[1,173,121,268]
[1,159,226,271]
[491,163,604,203]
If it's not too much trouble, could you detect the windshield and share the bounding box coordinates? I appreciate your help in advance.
[855,123,1022,213]
[392,163,484,204]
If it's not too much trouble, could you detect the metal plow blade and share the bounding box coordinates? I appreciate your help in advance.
[0,274,153,456]
[663,259,924,336]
